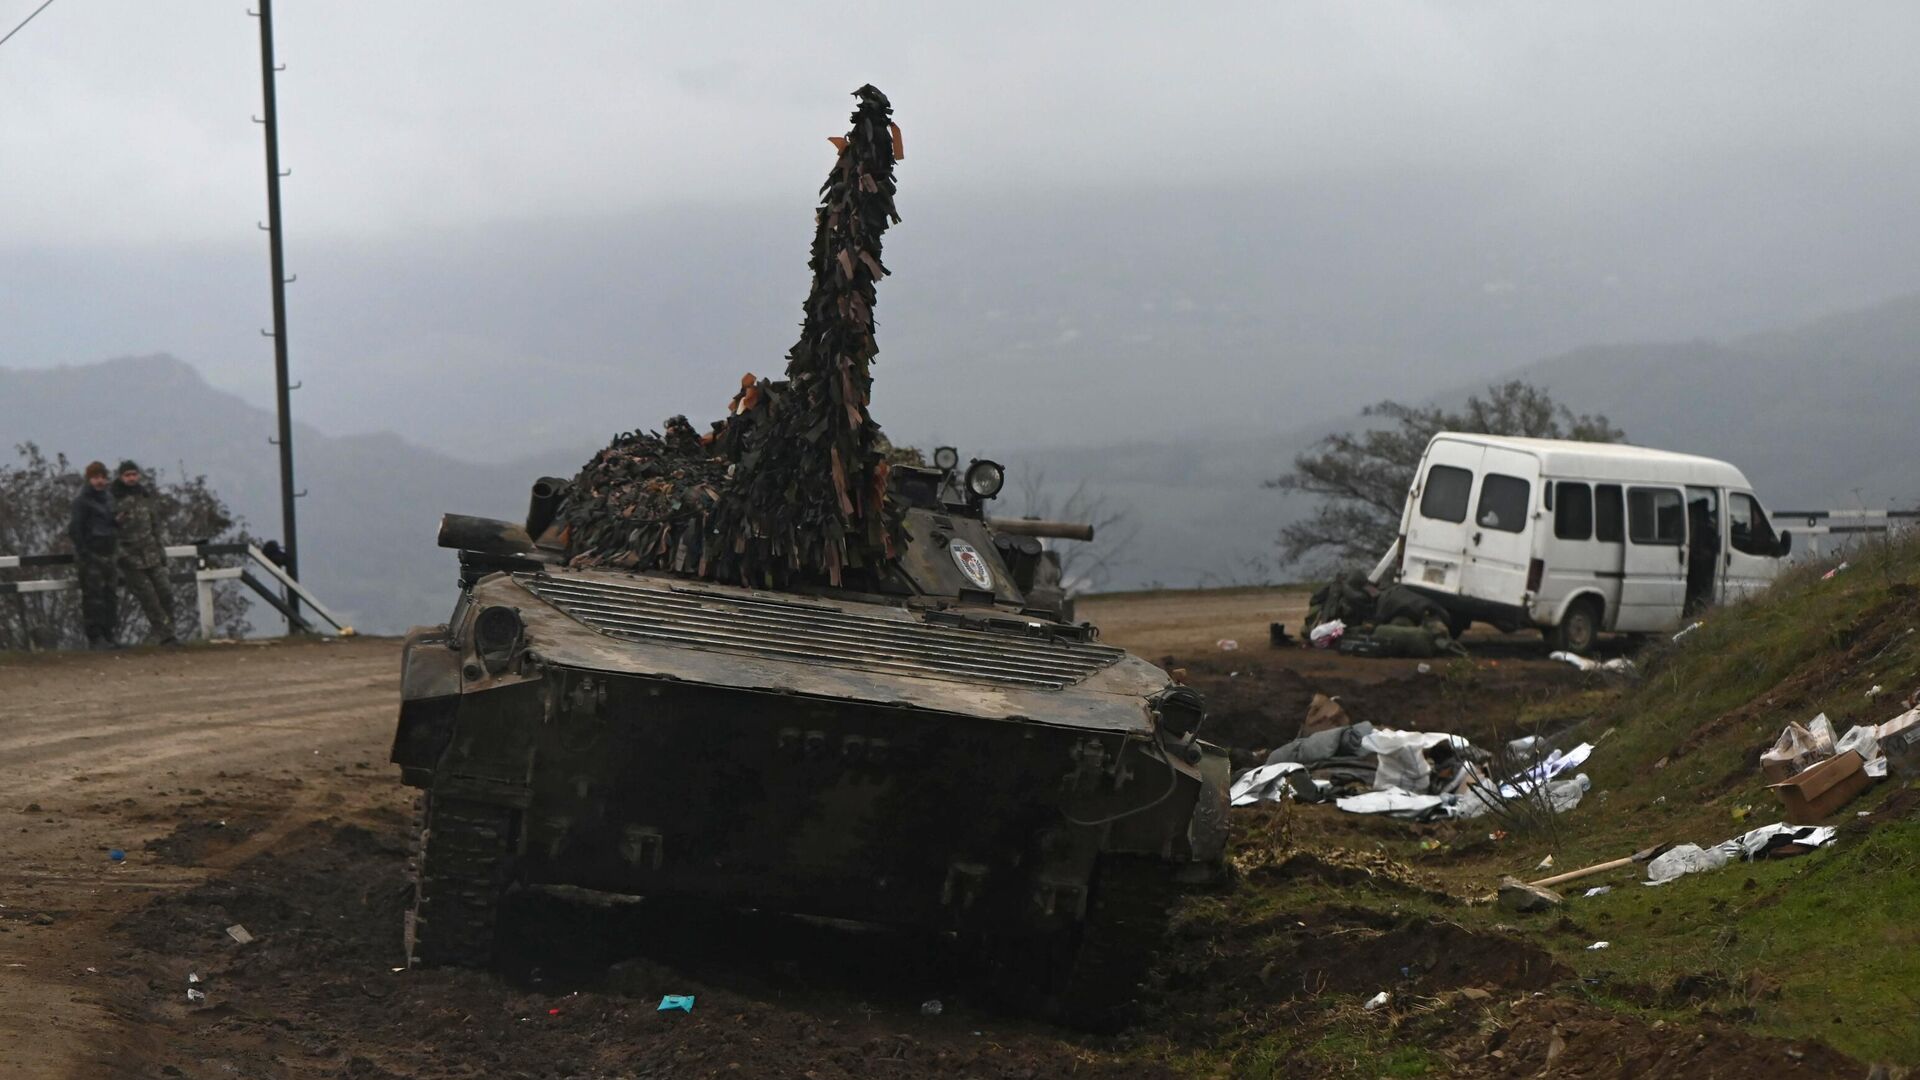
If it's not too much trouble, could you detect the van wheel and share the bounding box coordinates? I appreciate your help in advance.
[1447,610,1472,639]
[1548,600,1600,656]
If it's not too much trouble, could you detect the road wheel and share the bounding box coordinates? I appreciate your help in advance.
[1548,599,1600,655]
[406,794,516,968]
[1446,609,1472,639]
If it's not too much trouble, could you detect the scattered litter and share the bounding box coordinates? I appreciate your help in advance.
[187,972,202,984]
[1308,620,1346,649]
[1535,854,1555,871]
[657,995,696,1013]
[1418,839,1442,852]
[1836,723,1888,779]
[1866,685,1885,699]
[1336,789,1448,817]
[1673,621,1704,642]
[108,849,124,862]
[1548,651,1636,675]
[1416,663,1432,674]
[1646,822,1838,885]
[1760,715,1836,783]
[1645,843,1729,884]
[186,988,206,1004]
[1822,561,1851,580]
[1363,990,1391,1011]
[1488,830,1507,842]
[1215,638,1239,651]
[920,999,943,1016]
[1583,886,1612,898]
[1731,804,1751,821]
[1229,761,1308,806]
[1586,941,1610,951]
[225,924,254,945]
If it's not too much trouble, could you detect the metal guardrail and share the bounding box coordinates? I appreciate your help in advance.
[0,542,353,639]
[1770,510,1920,559]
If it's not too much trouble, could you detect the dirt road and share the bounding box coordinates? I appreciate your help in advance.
[1,639,404,1078]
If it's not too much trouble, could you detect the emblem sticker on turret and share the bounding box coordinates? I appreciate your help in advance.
[949,539,995,590]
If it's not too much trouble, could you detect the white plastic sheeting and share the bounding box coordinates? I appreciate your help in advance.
[1645,822,1838,885]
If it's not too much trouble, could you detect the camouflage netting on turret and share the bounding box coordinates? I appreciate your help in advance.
[556,85,908,588]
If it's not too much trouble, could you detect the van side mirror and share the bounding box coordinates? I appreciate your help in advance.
[1778,530,1793,557]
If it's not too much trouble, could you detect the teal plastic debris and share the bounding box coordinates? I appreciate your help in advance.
[658,995,695,1013]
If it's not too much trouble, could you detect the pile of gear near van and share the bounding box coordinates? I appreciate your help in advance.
[1287,571,1469,659]
[387,86,1228,1029]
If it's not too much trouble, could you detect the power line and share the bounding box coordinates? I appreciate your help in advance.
[0,0,58,50]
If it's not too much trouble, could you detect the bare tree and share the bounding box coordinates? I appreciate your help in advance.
[1014,467,1138,594]
[0,443,252,650]
[1266,381,1625,571]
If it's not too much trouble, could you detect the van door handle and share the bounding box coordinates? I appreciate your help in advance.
[1472,532,1482,546]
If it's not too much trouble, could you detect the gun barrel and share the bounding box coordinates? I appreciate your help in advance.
[988,518,1095,542]
[438,514,536,555]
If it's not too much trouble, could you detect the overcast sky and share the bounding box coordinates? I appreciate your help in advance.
[5,1,1919,459]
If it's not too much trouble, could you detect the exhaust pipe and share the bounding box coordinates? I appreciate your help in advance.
[525,476,570,541]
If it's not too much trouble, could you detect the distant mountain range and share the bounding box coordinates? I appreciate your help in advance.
[4,292,1916,632]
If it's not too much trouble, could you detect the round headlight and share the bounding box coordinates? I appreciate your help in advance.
[933,446,960,471]
[965,460,1005,499]
[473,605,525,670]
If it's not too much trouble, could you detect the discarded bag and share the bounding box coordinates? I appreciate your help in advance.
[1646,822,1838,884]
[1759,714,1836,783]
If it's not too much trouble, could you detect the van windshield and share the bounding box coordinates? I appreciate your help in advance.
[1475,474,1530,533]
[1420,465,1472,523]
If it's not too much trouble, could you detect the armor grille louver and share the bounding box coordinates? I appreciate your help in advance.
[516,573,1122,690]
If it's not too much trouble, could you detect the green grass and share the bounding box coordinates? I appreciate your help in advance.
[1210,536,1920,1068]
[1415,535,1920,1063]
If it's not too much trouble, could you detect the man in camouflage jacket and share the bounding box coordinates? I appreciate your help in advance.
[111,460,179,645]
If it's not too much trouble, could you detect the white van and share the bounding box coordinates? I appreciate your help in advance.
[1377,434,1792,652]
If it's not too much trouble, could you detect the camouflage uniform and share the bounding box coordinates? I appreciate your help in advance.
[112,476,178,644]
[67,483,119,646]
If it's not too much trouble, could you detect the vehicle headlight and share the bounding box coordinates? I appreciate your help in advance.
[473,605,525,673]
[965,460,1005,499]
[933,446,959,471]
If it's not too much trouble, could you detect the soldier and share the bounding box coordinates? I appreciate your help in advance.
[67,461,120,649]
[110,460,179,646]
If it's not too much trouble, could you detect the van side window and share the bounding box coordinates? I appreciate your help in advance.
[1554,482,1593,540]
[1475,474,1530,533]
[1628,487,1684,545]
[1595,484,1624,543]
[1729,493,1778,556]
[1420,465,1472,524]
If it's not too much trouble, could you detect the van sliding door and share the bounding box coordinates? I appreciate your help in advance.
[1618,486,1687,632]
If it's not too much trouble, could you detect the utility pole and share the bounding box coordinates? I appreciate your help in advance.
[251,0,301,627]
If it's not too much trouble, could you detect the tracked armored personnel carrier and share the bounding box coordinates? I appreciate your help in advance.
[391,456,1229,1022]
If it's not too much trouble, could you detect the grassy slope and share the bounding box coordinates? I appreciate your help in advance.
[1134,537,1920,1076]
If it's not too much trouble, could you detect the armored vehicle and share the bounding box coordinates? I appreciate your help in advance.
[391,455,1229,1022]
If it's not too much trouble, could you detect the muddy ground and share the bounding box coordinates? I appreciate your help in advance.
[0,622,1866,1078]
